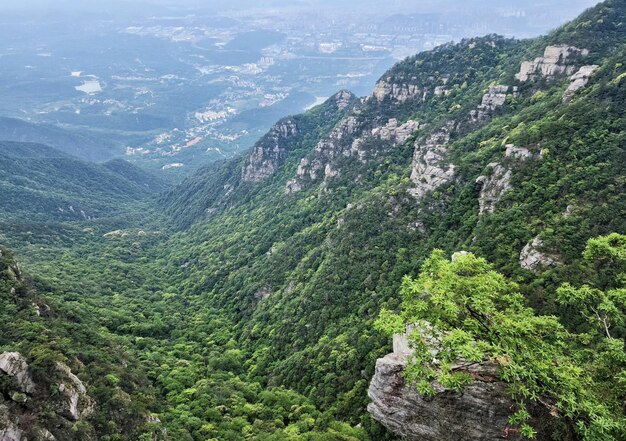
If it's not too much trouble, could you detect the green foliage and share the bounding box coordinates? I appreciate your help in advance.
[378,241,626,440]
[1,2,625,440]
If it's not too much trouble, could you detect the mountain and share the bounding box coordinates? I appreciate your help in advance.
[0,117,120,162]
[156,0,626,438]
[0,141,166,223]
[1,1,625,440]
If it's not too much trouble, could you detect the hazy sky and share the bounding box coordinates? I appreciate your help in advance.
[0,0,603,41]
[0,0,601,14]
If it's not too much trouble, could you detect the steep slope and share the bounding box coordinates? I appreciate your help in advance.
[161,90,360,228]
[0,246,162,440]
[2,1,625,440]
[151,0,626,437]
[0,142,166,222]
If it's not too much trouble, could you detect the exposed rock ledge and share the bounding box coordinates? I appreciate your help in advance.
[373,80,423,103]
[0,352,36,394]
[516,45,588,82]
[242,118,299,182]
[562,65,599,103]
[368,330,555,440]
[408,123,456,200]
[476,145,534,215]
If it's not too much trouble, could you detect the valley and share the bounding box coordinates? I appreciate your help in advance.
[1,0,626,440]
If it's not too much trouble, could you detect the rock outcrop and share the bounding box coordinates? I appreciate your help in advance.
[476,145,533,215]
[373,80,423,103]
[334,90,354,110]
[408,124,456,200]
[0,351,95,438]
[242,118,299,182]
[562,65,599,102]
[286,114,420,194]
[56,362,95,421]
[371,118,421,145]
[243,91,359,184]
[519,236,562,272]
[476,163,512,215]
[0,352,36,394]
[516,45,589,82]
[368,329,551,440]
[470,85,518,121]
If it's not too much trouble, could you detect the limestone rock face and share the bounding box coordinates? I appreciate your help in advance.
[373,80,423,103]
[471,85,518,121]
[242,118,298,182]
[0,352,95,438]
[368,353,531,441]
[286,114,419,194]
[505,144,533,160]
[334,90,354,110]
[520,236,561,272]
[562,65,599,102]
[367,325,558,441]
[368,324,560,441]
[516,45,589,82]
[55,362,95,422]
[371,119,421,145]
[476,145,533,215]
[408,124,456,200]
[0,352,36,394]
[476,163,512,215]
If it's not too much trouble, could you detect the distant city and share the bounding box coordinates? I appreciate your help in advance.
[0,0,599,175]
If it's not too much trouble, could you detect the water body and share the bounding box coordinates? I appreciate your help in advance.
[75,80,102,94]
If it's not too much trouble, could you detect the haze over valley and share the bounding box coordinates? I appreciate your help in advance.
[0,0,598,175]
[1,1,625,441]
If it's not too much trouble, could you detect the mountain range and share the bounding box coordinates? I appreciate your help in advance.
[1,1,625,440]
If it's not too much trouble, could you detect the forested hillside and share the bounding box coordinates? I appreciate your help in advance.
[0,142,165,222]
[1,1,625,440]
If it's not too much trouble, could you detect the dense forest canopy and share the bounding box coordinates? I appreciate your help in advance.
[0,1,625,440]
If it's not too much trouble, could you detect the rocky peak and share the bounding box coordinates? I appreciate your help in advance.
[333,90,355,110]
[242,118,299,182]
[516,45,589,82]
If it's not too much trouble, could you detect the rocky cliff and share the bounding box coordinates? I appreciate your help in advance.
[368,330,557,441]
[516,45,588,82]
[0,352,95,440]
[242,91,358,183]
